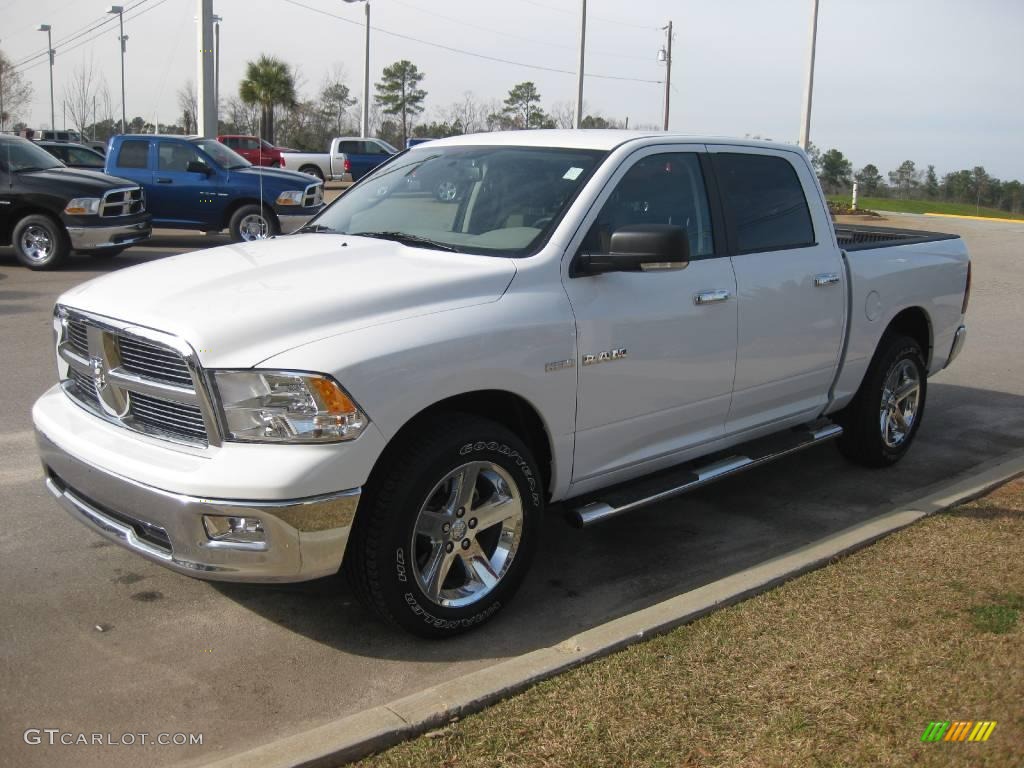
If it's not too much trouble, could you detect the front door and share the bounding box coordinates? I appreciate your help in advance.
[150,141,217,226]
[563,148,738,489]
[707,146,846,433]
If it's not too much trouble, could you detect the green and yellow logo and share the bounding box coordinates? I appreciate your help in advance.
[921,721,997,742]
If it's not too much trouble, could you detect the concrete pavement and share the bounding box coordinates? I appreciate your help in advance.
[1,216,1022,767]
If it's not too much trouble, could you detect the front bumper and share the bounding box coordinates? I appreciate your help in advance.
[36,429,360,583]
[66,218,152,251]
[277,204,326,234]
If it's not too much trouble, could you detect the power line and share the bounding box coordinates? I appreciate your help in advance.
[281,0,662,84]
[389,0,657,63]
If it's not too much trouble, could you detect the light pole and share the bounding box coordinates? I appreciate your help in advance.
[574,0,586,128]
[658,21,673,131]
[107,6,127,134]
[38,24,55,131]
[798,0,819,149]
[342,0,370,139]
[212,14,222,116]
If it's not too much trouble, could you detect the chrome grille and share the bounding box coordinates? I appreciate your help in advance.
[303,182,323,208]
[118,336,192,386]
[100,187,145,218]
[57,309,212,447]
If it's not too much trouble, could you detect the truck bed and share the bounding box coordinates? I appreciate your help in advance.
[835,224,959,251]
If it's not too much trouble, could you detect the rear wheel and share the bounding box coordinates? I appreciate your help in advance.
[12,214,69,270]
[345,414,544,638]
[837,334,927,467]
[299,165,324,182]
[228,204,279,242]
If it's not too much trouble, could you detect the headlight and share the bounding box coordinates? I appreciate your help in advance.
[213,370,368,443]
[64,197,101,215]
[275,190,304,206]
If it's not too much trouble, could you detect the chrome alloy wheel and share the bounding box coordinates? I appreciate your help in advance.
[411,461,524,609]
[880,358,921,448]
[238,213,270,241]
[436,180,459,202]
[20,225,54,263]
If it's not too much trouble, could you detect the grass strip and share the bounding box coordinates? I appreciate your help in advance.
[355,478,1024,768]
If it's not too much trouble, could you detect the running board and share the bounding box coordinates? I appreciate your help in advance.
[567,421,843,528]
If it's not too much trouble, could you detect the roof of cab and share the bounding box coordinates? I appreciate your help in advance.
[424,129,804,154]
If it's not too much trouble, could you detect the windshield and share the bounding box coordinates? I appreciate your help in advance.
[377,139,399,154]
[307,145,606,257]
[0,138,65,172]
[192,138,250,170]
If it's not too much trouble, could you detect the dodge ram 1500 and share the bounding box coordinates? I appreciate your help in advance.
[33,131,970,637]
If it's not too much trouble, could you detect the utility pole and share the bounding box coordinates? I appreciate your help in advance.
[195,0,216,137]
[660,21,672,131]
[574,0,586,128]
[798,0,819,149]
[213,15,222,113]
[38,25,55,131]
[107,7,127,134]
[343,0,370,138]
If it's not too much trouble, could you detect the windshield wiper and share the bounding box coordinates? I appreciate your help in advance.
[353,231,461,252]
[14,166,52,173]
[297,223,337,234]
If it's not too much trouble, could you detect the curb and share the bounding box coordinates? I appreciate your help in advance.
[200,450,1024,768]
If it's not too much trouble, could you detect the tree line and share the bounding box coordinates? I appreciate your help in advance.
[810,143,1023,215]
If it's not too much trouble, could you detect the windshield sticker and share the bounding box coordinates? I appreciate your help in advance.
[563,167,584,181]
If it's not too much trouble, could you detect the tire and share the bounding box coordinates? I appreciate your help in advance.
[228,204,279,243]
[435,180,461,202]
[836,334,927,467]
[12,214,69,270]
[299,165,324,182]
[345,413,544,638]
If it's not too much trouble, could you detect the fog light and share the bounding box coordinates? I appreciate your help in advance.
[203,515,266,544]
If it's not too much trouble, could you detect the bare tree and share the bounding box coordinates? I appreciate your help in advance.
[177,80,198,134]
[225,96,260,134]
[1,49,34,131]
[64,55,108,137]
[551,101,576,129]
[444,91,485,134]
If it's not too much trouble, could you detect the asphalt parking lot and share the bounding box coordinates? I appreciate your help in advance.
[1,215,1022,768]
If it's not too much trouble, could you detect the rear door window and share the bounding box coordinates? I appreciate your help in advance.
[117,140,150,169]
[715,153,814,253]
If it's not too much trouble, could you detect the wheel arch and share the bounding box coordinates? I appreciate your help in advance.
[370,389,555,501]
[3,205,64,243]
[883,306,933,368]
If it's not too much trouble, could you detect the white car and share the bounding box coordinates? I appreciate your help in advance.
[33,131,970,637]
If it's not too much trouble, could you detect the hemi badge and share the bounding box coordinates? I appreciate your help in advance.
[544,359,575,373]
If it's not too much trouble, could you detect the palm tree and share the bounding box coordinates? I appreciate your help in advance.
[238,55,296,144]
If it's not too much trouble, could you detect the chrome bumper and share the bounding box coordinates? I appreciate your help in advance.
[36,430,359,583]
[946,324,967,368]
[66,220,152,250]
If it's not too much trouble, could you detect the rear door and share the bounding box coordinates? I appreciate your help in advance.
[707,145,845,433]
[564,147,738,488]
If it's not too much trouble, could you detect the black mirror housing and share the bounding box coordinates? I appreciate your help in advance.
[576,224,690,276]
[186,160,211,175]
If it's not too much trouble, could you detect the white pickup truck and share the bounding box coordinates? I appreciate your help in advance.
[281,136,398,182]
[33,131,970,637]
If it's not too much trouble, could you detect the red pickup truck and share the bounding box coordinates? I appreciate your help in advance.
[217,135,285,168]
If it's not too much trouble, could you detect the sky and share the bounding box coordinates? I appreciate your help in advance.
[3,0,1023,180]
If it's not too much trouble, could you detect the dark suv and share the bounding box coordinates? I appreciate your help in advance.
[1,135,152,269]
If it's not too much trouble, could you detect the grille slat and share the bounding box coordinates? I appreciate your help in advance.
[60,312,208,446]
[100,187,145,218]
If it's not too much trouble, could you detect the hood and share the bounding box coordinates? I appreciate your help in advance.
[23,167,138,194]
[59,234,517,368]
[230,165,317,188]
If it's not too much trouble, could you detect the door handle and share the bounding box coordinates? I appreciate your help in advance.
[156,177,173,184]
[814,273,840,287]
[694,289,731,305]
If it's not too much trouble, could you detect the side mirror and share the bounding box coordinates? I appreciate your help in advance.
[575,224,690,276]
[186,160,212,175]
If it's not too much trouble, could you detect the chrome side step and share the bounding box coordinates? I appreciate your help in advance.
[567,421,843,528]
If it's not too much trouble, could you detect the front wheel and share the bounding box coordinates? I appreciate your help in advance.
[228,204,279,242]
[837,334,927,467]
[12,214,69,270]
[345,414,544,638]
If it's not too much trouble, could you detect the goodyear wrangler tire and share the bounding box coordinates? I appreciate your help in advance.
[345,413,544,638]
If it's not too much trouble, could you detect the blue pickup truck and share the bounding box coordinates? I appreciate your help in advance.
[105,135,324,241]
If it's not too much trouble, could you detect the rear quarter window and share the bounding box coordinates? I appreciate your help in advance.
[116,140,150,169]
[716,153,815,253]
